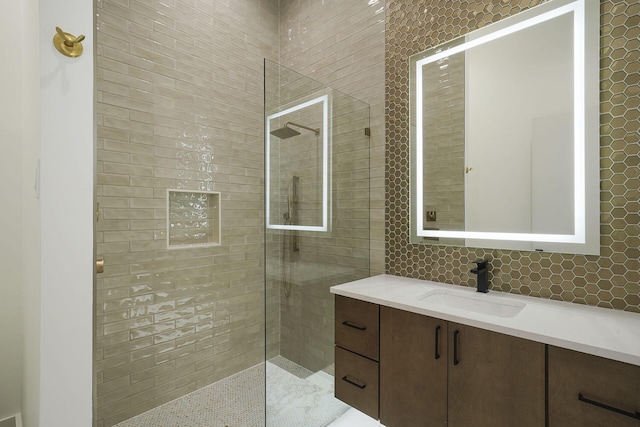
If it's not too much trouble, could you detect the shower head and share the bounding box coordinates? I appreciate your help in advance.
[270,125,301,139]
[270,121,320,139]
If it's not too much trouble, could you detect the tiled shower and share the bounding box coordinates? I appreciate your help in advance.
[95,0,385,426]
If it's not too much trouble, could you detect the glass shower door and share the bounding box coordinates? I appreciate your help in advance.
[264,59,371,427]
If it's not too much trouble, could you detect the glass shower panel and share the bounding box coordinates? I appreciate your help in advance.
[264,59,371,427]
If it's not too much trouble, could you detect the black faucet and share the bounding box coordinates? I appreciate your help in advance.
[470,259,489,293]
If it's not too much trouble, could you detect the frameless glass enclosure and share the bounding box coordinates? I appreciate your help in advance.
[264,59,371,426]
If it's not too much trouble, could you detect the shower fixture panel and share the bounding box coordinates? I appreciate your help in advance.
[266,94,331,232]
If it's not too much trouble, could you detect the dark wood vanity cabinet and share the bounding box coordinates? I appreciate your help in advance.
[379,309,545,427]
[548,346,640,427]
[334,296,379,419]
[335,296,639,427]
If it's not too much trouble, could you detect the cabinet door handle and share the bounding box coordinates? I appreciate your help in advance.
[434,325,441,360]
[578,393,640,420]
[453,329,460,365]
[342,375,366,389]
[342,320,366,331]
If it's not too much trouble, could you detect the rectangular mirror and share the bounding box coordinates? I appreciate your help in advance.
[410,0,599,255]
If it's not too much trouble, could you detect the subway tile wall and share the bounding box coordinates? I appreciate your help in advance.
[95,0,278,425]
[386,0,640,313]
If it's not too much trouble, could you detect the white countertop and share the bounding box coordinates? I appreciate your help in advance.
[330,274,640,366]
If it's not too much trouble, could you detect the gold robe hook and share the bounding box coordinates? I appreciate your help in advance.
[53,27,85,58]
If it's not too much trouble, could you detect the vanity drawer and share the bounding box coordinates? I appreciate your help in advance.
[335,295,379,361]
[335,346,379,420]
[548,346,640,427]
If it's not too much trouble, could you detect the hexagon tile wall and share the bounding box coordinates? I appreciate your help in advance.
[385,0,640,313]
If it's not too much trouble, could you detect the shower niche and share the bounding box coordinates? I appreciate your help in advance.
[167,189,221,248]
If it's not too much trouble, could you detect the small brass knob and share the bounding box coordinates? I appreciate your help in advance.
[96,258,105,274]
[53,27,85,58]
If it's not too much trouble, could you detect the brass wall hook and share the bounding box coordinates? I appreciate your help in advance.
[53,27,85,58]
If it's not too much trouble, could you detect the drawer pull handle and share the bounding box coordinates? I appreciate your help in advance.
[342,321,366,331]
[434,325,441,360]
[453,329,460,365]
[342,375,366,389]
[578,393,640,420]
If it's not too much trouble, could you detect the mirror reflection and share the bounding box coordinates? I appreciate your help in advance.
[266,95,330,232]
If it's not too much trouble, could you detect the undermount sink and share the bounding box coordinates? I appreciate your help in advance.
[417,288,526,318]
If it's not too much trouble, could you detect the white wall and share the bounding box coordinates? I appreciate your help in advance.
[465,12,573,250]
[0,1,26,420]
[38,0,94,425]
[21,0,42,424]
[3,1,94,425]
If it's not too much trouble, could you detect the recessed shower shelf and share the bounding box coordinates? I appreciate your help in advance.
[167,189,221,249]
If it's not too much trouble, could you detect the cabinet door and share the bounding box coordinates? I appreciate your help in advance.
[548,346,640,427]
[380,307,447,427]
[447,323,545,427]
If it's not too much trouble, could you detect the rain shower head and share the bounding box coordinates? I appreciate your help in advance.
[270,125,301,139]
[270,121,320,139]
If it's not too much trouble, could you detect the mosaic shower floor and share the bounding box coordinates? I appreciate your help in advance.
[113,356,372,427]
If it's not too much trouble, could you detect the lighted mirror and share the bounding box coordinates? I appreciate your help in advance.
[266,94,331,232]
[410,0,599,255]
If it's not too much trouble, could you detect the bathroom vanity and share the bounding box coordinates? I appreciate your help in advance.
[332,275,640,427]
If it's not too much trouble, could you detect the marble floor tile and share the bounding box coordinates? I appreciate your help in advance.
[114,357,351,427]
